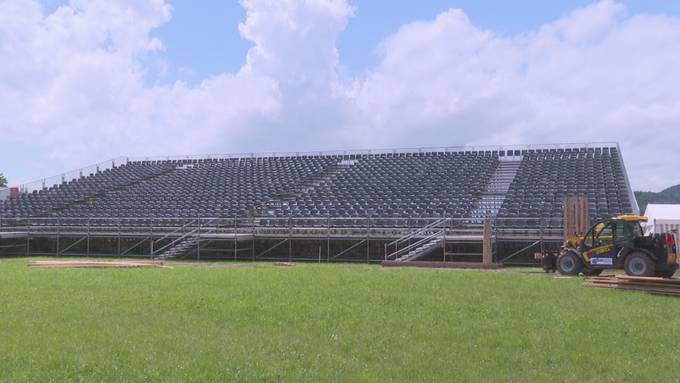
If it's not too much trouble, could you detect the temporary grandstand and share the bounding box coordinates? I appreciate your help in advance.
[0,142,638,264]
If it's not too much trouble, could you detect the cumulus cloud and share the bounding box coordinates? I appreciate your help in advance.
[350,0,680,190]
[0,0,280,171]
[237,0,355,149]
[1,0,680,191]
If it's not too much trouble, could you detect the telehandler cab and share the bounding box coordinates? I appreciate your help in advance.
[542,215,679,277]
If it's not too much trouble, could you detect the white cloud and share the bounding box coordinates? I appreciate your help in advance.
[236,0,355,149]
[1,0,680,192]
[350,1,680,190]
[0,0,280,174]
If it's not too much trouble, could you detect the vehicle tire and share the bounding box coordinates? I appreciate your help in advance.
[541,254,557,273]
[556,252,583,276]
[624,253,656,277]
[656,269,675,278]
[582,268,603,276]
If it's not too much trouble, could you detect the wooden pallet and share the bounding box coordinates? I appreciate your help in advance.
[28,260,166,269]
[585,275,680,297]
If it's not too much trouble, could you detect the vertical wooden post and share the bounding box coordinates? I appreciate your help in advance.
[26,225,30,257]
[564,196,589,240]
[234,216,238,261]
[86,219,90,257]
[579,197,589,234]
[366,216,370,262]
[149,222,153,259]
[56,218,60,256]
[117,218,121,256]
[482,219,492,265]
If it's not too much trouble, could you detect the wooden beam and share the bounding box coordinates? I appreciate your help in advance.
[482,219,493,265]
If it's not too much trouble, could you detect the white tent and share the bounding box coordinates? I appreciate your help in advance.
[643,204,680,234]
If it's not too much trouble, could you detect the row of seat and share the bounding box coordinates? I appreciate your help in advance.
[498,150,632,220]
[0,147,634,227]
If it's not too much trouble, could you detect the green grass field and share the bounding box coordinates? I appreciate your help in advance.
[1,258,680,382]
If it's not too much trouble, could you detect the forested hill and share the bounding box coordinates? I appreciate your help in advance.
[635,184,680,213]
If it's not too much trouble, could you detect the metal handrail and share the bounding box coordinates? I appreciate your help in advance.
[152,227,201,256]
[151,218,223,256]
[0,216,570,238]
[10,142,620,192]
[387,229,445,260]
[12,156,128,193]
[385,218,448,248]
[153,219,198,244]
[125,142,620,163]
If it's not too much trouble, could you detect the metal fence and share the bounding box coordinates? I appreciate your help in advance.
[10,141,620,195]
[0,216,565,239]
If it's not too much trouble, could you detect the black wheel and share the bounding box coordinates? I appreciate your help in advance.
[541,254,557,273]
[557,252,583,275]
[656,269,675,278]
[582,268,603,276]
[624,253,656,277]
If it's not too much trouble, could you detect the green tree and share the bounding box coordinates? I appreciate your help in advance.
[0,173,6,188]
[635,184,680,213]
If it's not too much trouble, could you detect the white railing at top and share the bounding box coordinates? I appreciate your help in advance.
[124,141,620,162]
[10,141,620,195]
[13,156,128,194]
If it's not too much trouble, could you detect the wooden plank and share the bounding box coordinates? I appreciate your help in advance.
[28,260,165,268]
[584,283,680,296]
[587,280,680,290]
[482,219,493,265]
[616,275,680,284]
[584,275,680,297]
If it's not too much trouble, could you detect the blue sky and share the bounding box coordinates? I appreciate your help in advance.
[3,0,680,191]
[147,0,680,83]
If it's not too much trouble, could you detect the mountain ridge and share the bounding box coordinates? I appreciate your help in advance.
[635,185,680,213]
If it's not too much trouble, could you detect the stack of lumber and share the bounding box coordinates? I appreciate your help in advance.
[28,260,165,269]
[585,275,680,296]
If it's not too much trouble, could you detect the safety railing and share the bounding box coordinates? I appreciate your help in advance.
[385,229,446,261]
[12,156,128,194]
[9,141,621,195]
[0,216,567,240]
[124,142,620,163]
[384,218,448,258]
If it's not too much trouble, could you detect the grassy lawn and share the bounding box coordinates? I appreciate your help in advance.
[1,258,680,382]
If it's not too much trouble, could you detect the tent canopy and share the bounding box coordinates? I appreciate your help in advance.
[644,204,680,221]
[643,204,680,234]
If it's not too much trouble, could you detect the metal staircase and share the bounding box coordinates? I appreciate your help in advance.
[156,235,199,260]
[150,218,218,260]
[394,237,444,261]
[384,218,447,261]
[469,158,521,219]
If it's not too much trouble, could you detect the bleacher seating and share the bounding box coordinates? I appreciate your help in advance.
[269,152,497,218]
[0,162,173,217]
[497,147,632,221]
[0,145,636,226]
[63,157,335,218]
